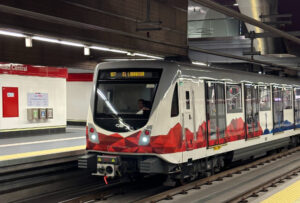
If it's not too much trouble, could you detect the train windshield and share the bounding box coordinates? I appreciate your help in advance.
[94,69,161,132]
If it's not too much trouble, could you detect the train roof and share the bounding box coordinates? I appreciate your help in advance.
[96,60,300,87]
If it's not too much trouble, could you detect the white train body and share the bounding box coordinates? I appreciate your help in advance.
[81,61,300,179]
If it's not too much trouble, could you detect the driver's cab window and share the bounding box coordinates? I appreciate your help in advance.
[185,91,190,109]
[171,84,179,117]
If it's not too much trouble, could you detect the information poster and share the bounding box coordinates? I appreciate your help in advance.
[27,93,48,107]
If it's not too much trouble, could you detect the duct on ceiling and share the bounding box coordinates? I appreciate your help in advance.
[237,0,286,55]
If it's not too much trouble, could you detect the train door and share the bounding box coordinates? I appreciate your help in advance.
[294,88,300,129]
[180,80,196,151]
[205,81,226,146]
[258,86,272,135]
[273,86,284,133]
[283,87,293,130]
[244,84,260,139]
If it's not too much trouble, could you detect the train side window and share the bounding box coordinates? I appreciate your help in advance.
[284,88,292,109]
[185,91,190,110]
[259,86,271,111]
[226,84,242,113]
[171,84,179,117]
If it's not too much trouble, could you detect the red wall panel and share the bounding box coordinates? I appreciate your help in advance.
[67,73,93,82]
[2,87,19,117]
[0,63,68,78]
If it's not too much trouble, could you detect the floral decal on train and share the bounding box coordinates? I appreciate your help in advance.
[86,123,206,154]
[271,120,293,133]
[225,118,247,141]
[87,118,265,154]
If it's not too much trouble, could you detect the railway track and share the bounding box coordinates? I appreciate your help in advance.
[136,146,300,203]
[226,166,300,203]
[53,146,300,203]
[0,149,165,203]
[4,146,300,203]
[59,180,128,203]
[0,150,94,203]
[59,175,167,203]
[0,149,85,174]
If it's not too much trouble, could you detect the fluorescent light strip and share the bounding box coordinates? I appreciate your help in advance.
[90,46,129,54]
[32,36,84,47]
[32,36,59,43]
[133,53,163,60]
[0,29,164,59]
[104,58,156,62]
[0,30,26,38]
[60,40,84,47]
[192,61,209,66]
[90,46,110,51]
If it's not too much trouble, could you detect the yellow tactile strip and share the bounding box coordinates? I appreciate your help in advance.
[0,145,85,161]
[262,180,300,203]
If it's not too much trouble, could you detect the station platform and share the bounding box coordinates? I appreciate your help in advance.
[0,126,86,162]
[252,175,300,203]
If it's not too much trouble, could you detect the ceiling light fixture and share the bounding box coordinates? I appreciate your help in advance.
[25,37,32,47]
[0,29,164,60]
[84,47,90,56]
[126,52,135,56]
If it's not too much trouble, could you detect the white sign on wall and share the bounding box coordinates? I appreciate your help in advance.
[7,92,15,97]
[27,93,48,107]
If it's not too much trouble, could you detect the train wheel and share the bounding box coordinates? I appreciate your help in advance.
[175,175,185,186]
[189,165,199,181]
[128,173,144,182]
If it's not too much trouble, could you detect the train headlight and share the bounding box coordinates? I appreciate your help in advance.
[142,136,149,143]
[89,133,99,144]
[88,123,99,144]
[91,134,97,140]
[139,134,150,145]
[139,126,152,146]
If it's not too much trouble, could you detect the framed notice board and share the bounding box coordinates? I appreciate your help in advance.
[2,87,19,117]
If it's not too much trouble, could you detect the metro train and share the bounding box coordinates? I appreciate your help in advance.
[79,60,300,184]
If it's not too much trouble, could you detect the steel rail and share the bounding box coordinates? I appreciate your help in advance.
[225,166,300,203]
[59,180,125,203]
[192,0,300,45]
[59,174,164,203]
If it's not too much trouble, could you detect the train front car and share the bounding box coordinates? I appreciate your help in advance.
[81,61,180,179]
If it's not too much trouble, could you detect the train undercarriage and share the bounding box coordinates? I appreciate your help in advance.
[79,135,300,185]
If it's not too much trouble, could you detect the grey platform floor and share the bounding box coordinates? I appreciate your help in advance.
[0,126,85,157]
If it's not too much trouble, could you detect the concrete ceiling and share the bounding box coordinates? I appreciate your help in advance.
[0,0,299,76]
[0,0,187,69]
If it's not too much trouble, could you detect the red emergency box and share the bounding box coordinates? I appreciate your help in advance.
[2,87,19,117]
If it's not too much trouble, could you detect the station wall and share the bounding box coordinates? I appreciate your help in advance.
[0,63,67,134]
[66,73,93,124]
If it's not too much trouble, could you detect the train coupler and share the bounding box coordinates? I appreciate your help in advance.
[93,155,121,178]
